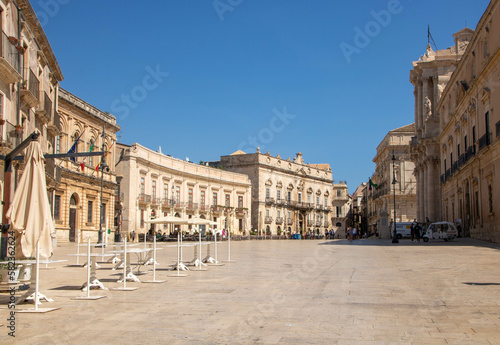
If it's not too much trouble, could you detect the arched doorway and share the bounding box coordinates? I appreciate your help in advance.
[69,194,78,242]
[298,214,304,235]
[266,225,270,235]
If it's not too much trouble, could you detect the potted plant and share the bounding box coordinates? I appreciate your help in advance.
[0,262,21,283]
[16,45,25,54]
[19,259,35,282]
[15,124,23,134]
[8,36,18,45]
[0,118,5,125]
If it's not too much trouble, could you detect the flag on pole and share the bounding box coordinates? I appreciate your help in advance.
[68,130,85,162]
[369,178,378,191]
[95,141,115,172]
[80,141,95,171]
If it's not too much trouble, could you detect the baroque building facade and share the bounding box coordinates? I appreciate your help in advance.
[331,181,350,238]
[53,88,120,243]
[218,150,334,236]
[369,124,417,239]
[115,143,252,239]
[438,0,500,242]
[0,0,63,253]
[410,28,474,224]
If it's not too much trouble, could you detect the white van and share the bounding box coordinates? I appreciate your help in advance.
[391,222,413,239]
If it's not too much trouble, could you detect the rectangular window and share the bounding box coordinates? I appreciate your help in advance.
[164,184,168,200]
[485,111,491,145]
[464,135,468,150]
[152,180,156,199]
[277,210,281,218]
[287,191,291,202]
[288,211,291,219]
[266,209,270,217]
[266,188,270,199]
[87,200,93,223]
[316,196,320,206]
[488,185,493,213]
[277,189,281,201]
[188,188,193,205]
[140,177,145,195]
[324,196,328,207]
[298,192,302,203]
[54,195,61,220]
[225,194,230,207]
[213,192,217,206]
[201,191,206,206]
[475,191,480,219]
[307,194,311,203]
[238,195,243,208]
[56,135,60,154]
[337,190,341,198]
[175,186,180,203]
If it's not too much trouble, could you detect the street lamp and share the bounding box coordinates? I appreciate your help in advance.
[392,151,399,244]
[171,184,175,235]
[98,161,109,244]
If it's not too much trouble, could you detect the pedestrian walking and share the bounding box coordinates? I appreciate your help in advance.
[411,219,416,242]
[352,227,357,240]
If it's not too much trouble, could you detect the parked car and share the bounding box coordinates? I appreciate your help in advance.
[422,221,458,242]
[391,222,413,239]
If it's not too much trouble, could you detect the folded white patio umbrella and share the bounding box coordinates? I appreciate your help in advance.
[6,141,53,259]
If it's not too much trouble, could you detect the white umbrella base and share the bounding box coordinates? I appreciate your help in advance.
[142,279,167,283]
[82,279,108,291]
[111,287,139,291]
[26,292,53,303]
[171,263,189,271]
[117,272,141,283]
[72,295,106,300]
[17,307,59,313]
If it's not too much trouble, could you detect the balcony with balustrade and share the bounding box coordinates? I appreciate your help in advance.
[20,69,39,108]
[0,32,22,84]
[186,202,198,212]
[275,217,283,224]
[35,91,52,124]
[265,217,273,224]
[286,218,293,225]
[138,193,151,204]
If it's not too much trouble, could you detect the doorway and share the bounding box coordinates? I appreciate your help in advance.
[69,194,78,242]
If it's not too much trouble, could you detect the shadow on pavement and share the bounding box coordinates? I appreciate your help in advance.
[318,237,500,250]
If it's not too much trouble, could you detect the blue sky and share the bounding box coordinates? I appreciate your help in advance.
[32,0,490,193]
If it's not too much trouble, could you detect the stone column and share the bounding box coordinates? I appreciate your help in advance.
[426,160,436,222]
[421,78,428,127]
[416,81,423,129]
[421,164,427,221]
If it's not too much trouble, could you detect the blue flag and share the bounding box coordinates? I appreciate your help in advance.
[68,130,85,162]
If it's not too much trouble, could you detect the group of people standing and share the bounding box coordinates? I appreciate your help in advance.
[346,227,358,243]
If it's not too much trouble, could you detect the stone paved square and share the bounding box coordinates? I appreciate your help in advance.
[2,238,500,344]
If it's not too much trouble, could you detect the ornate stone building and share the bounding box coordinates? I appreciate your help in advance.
[115,143,252,239]
[219,150,334,236]
[331,181,350,238]
[53,88,120,243]
[410,28,474,223]
[439,0,500,242]
[369,124,417,239]
[0,0,63,252]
